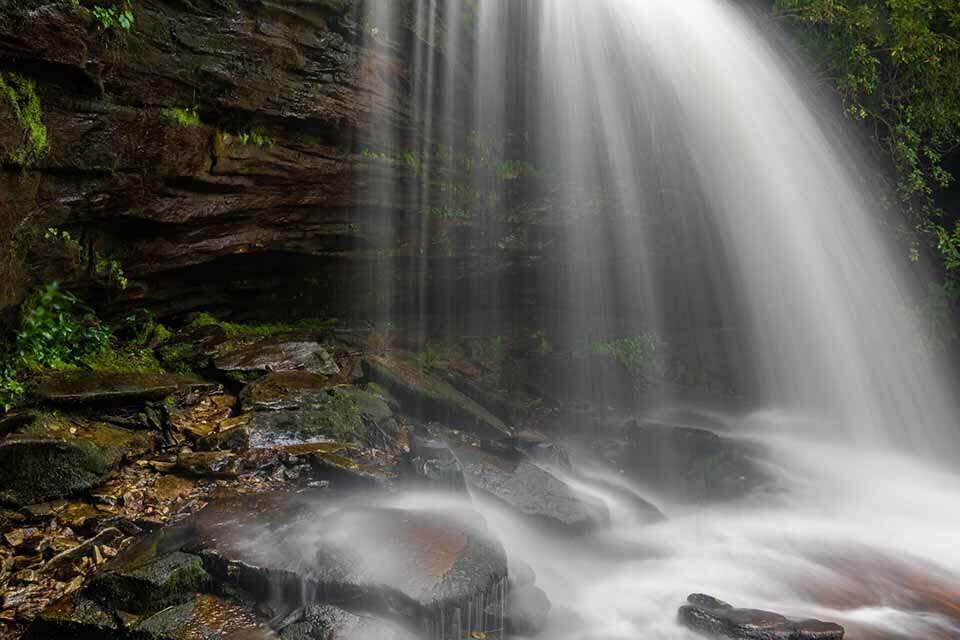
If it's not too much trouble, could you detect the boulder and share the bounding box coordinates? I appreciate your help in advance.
[407,434,466,492]
[677,593,844,640]
[23,593,122,640]
[214,337,340,378]
[184,493,508,637]
[363,355,512,440]
[621,420,768,501]
[0,415,156,506]
[88,550,210,615]
[32,372,215,407]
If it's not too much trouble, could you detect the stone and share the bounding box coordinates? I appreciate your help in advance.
[407,434,466,492]
[89,550,210,615]
[43,527,124,579]
[622,420,768,502]
[451,439,609,534]
[364,355,512,440]
[176,450,243,479]
[677,593,845,640]
[214,337,340,378]
[135,593,272,639]
[32,372,214,407]
[245,386,400,450]
[0,415,156,506]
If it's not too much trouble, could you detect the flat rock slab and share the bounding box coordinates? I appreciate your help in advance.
[136,593,274,639]
[33,372,215,406]
[89,550,210,615]
[239,371,337,412]
[0,415,156,506]
[678,593,844,640]
[451,439,609,534]
[214,337,340,377]
[363,355,512,441]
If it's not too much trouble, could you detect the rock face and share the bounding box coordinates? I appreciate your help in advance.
[678,593,844,640]
[213,337,341,378]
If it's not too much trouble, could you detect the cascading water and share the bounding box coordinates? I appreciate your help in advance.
[351,0,960,638]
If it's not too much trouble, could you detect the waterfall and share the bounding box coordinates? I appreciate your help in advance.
[357,0,957,456]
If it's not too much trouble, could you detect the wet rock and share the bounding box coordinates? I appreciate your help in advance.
[89,550,210,615]
[32,372,215,407]
[622,420,768,501]
[23,592,121,640]
[505,583,551,637]
[176,450,243,479]
[43,527,124,579]
[451,440,609,534]
[407,435,466,491]
[0,415,156,506]
[677,593,844,640]
[279,603,417,640]
[364,355,512,440]
[239,371,337,412]
[195,415,251,451]
[245,387,400,450]
[135,593,272,639]
[182,493,508,636]
[214,337,340,378]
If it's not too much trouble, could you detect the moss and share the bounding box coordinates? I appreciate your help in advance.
[162,107,200,127]
[187,312,336,338]
[0,72,49,167]
[82,343,166,374]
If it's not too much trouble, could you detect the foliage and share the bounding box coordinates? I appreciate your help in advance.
[416,342,438,370]
[0,72,49,166]
[1,284,112,410]
[773,0,960,293]
[237,129,274,148]
[162,107,200,127]
[91,0,134,31]
[592,333,665,389]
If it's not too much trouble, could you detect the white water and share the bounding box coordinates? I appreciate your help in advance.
[354,0,960,638]
[391,412,960,639]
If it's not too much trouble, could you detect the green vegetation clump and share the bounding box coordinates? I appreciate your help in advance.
[91,0,135,31]
[592,333,665,389]
[162,107,200,127]
[236,129,275,148]
[0,72,49,166]
[773,0,960,307]
[1,283,111,409]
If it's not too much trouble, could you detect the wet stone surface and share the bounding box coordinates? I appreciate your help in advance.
[678,593,845,640]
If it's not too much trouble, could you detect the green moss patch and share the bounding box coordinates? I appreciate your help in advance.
[0,72,49,167]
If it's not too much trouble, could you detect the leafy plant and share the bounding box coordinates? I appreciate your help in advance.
[91,0,134,31]
[416,342,438,370]
[162,107,200,127]
[237,129,274,148]
[773,0,960,296]
[592,333,665,389]
[0,72,49,166]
